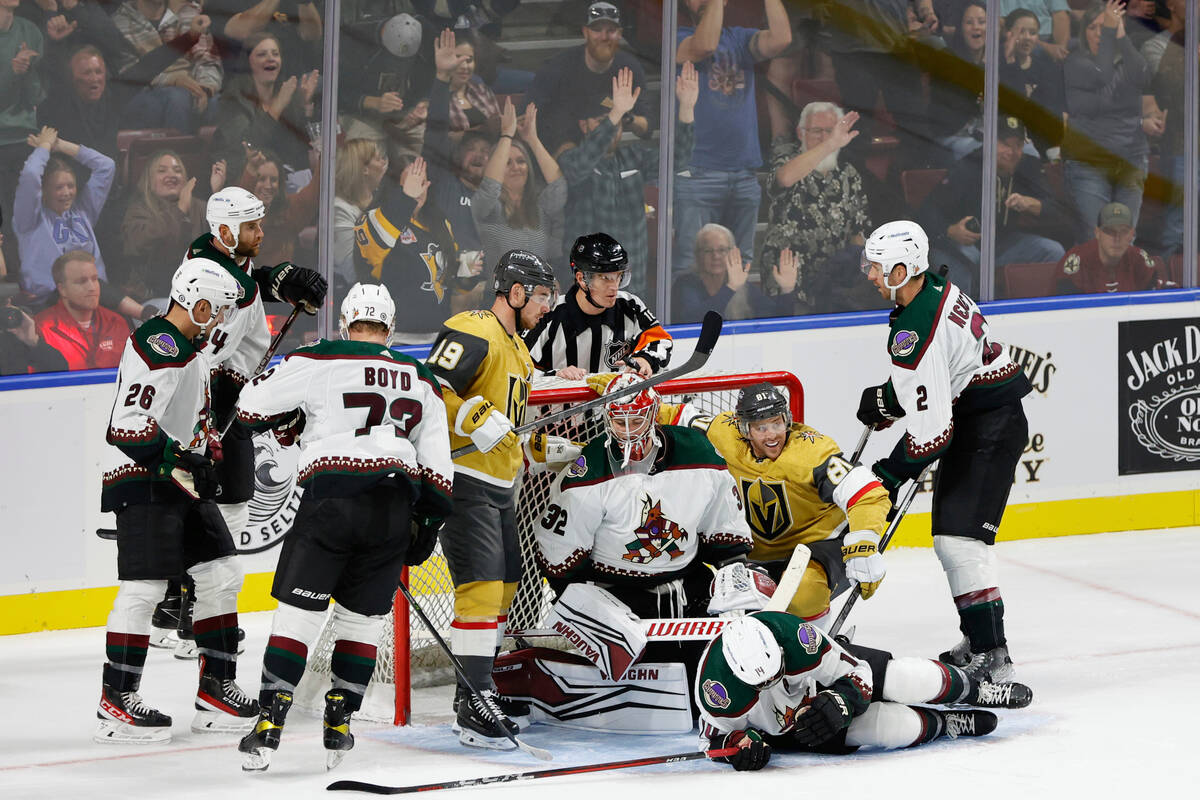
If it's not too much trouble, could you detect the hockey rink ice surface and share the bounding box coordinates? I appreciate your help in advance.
[3,526,1197,799]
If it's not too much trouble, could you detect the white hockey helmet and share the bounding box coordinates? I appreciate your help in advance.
[170,257,242,329]
[339,282,396,342]
[207,186,265,251]
[721,616,784,689]
[861,220,929,298]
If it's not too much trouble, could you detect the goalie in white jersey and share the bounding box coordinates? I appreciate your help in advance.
[857,220,1033,684]
[232,284,453,771]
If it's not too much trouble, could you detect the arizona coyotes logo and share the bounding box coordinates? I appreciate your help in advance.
[775,701,805,732]
[740,478,793,541]
[622,495,689,563]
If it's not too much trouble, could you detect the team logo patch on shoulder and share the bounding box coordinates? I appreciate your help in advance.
[797,623,820,655]
[890,330,919,358]
[566,455,587,478]
[399,227,417,244]
[147,332,180,357]
[702,679,730,709]
[1063,253,1080,275]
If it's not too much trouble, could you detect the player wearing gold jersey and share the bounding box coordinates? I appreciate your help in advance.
[424,250,557,750]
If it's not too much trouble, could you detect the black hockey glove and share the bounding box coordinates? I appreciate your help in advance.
[405,515,444,567]
[856,383,904,430]
[791,691,852,747]
[177,450,220,500]
[711,729,771,771]
[871,459,906,506]
[270,262,327,314]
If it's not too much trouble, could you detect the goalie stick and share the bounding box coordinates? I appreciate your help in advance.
[394,580,552,762]
[451,310,724,458]
[326,747,740,794]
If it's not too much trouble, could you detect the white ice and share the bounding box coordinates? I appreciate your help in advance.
[3,527,1198,799]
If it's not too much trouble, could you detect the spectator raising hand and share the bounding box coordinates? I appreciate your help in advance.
[607,67,641,126]
[402,156,430,200]
[725,246,750,293]
[676,60,698,122]
[772,247,798,295]
[45,15,78,42]
[11,41,39,75]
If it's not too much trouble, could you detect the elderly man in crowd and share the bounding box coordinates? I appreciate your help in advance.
[34,250,129,371]
[672,223,797,323]
[1056,202,1167,294]
[760,102,875,314]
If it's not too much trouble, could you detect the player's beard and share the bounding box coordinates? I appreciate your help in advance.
[235,239,261,259]
[815,150,839,174]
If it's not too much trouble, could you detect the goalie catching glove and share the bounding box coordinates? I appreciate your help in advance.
[791,690,852,746]
[707,562,776,616]
[455,396,518,454]
[841,530,886,599]
[711,729,771,771]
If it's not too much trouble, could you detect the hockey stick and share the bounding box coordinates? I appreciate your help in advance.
[395,581,552,762]
[451,311,724,458]
[828,464,933,638]
[326,747,739,794]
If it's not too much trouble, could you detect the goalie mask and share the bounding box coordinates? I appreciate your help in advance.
[601,372,660,467]
[861,220,929,301]
[721,616,784,690]
[339,282,395,342]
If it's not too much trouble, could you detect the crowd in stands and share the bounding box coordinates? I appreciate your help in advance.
[1,0,1194,376]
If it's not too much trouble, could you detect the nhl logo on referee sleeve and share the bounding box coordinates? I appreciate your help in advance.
[890,330,919,358]
[702,679,731,709]
[797,623,820,655]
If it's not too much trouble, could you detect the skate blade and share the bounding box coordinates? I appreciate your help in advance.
[94,719,171,745]
[191,709,256,734]
[326,750,348,771]
[149,628,178,648]
[458,729,517,750]
[241,748,272,772]
[508,714,532,731]
[173,640,198,660]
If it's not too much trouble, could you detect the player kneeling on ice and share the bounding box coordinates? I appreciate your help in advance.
[698,613,1033,771]
[231,284,454,771]
[97,259,253,744]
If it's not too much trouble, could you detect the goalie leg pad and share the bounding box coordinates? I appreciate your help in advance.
[933,535,997,597]
[845,701,922,750]
[544,584,648,681]
[492,648,692,734]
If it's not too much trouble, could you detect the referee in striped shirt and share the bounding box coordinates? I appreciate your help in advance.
[523,232,673,380]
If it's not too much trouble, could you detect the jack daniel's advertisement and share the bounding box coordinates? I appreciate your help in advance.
[1117,318,1200,475]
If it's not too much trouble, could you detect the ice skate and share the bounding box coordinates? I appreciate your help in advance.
[173,590,197,660]
[963,645,1015,683]
[150,590,182,649]
[938,635,971,667]
[455,688,518,750]
[238,691,292,772]
[939,709,998,739]
[323,691,355,770]
[192,674,258,733]
[94,683,172,744]
[494,692,532,731]
[965,676,1033,709]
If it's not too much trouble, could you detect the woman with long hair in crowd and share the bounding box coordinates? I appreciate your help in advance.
[333,138,389,295]
[929,1,989,162]
[444,29,500,141]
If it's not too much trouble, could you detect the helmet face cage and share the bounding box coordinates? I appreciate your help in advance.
[735,384,792,439]
[602,374,660,466]
[339,283,396,342]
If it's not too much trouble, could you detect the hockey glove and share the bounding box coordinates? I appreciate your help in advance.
[270,262,327,314]
[455,396,518,454]
[856,383,904,430]
[792,691,852,746]
[271,409,306,447]
[712,729,771,771]
[585,372,618,395]
[841,530,886,599]
[176,450,220,500]
[871,459,905,505]
[707,562,777,616]
[523,432,584,468]
[405,516,444,567]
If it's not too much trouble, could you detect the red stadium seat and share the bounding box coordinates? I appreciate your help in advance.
[900,168,946,212]
[1002,261,1060,299]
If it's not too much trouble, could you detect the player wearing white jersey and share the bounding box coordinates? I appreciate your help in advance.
[857,220,1033,683]
[232,284,453,771]
[96,259,257,745]
[696,614,1030,771]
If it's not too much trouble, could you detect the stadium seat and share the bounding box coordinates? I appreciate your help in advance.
[1002,261,1060,299]
[900,168,946,212]
[124,134,207,189]
[790,78,841,113]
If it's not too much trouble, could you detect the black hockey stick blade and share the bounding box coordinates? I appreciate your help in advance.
[95,528,118,540]
[326,747,739,794]
[450,311,724,459]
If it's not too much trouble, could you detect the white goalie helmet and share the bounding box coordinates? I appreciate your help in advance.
[339,282,395,341]
[207,186,265,251]
[170,257,243,329]
[861,220,929,298]
[721,616,784,690]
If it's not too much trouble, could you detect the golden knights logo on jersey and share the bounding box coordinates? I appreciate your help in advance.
[622,494,690,563]
[506,374,529,425]
[740,478,793,541]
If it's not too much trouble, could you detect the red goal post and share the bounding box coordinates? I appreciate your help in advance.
[293,371,803,725]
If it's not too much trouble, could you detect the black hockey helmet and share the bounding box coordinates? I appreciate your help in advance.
[493,249,556,296]
[570,232,629,274]
[734,382,792,437]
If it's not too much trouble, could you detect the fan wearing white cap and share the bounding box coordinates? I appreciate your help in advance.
[695,612,1024,770]
[233,281,452,771]
[96,257,259,745]
[858,219,1034,688]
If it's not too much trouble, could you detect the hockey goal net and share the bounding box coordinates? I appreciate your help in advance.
[293,371,803,724]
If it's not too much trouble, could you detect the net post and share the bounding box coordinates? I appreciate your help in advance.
[394,566,411,726]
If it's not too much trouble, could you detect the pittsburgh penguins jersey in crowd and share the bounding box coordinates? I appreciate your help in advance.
[425,310,534,488]
[695,611,872,740]
[101,317,213,511]
[700,412,889,562]
[876,272,1031,483]
[235,339,453,517]
[534,426,752,587]
[184,234,273,419]
[523,285,673,374]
